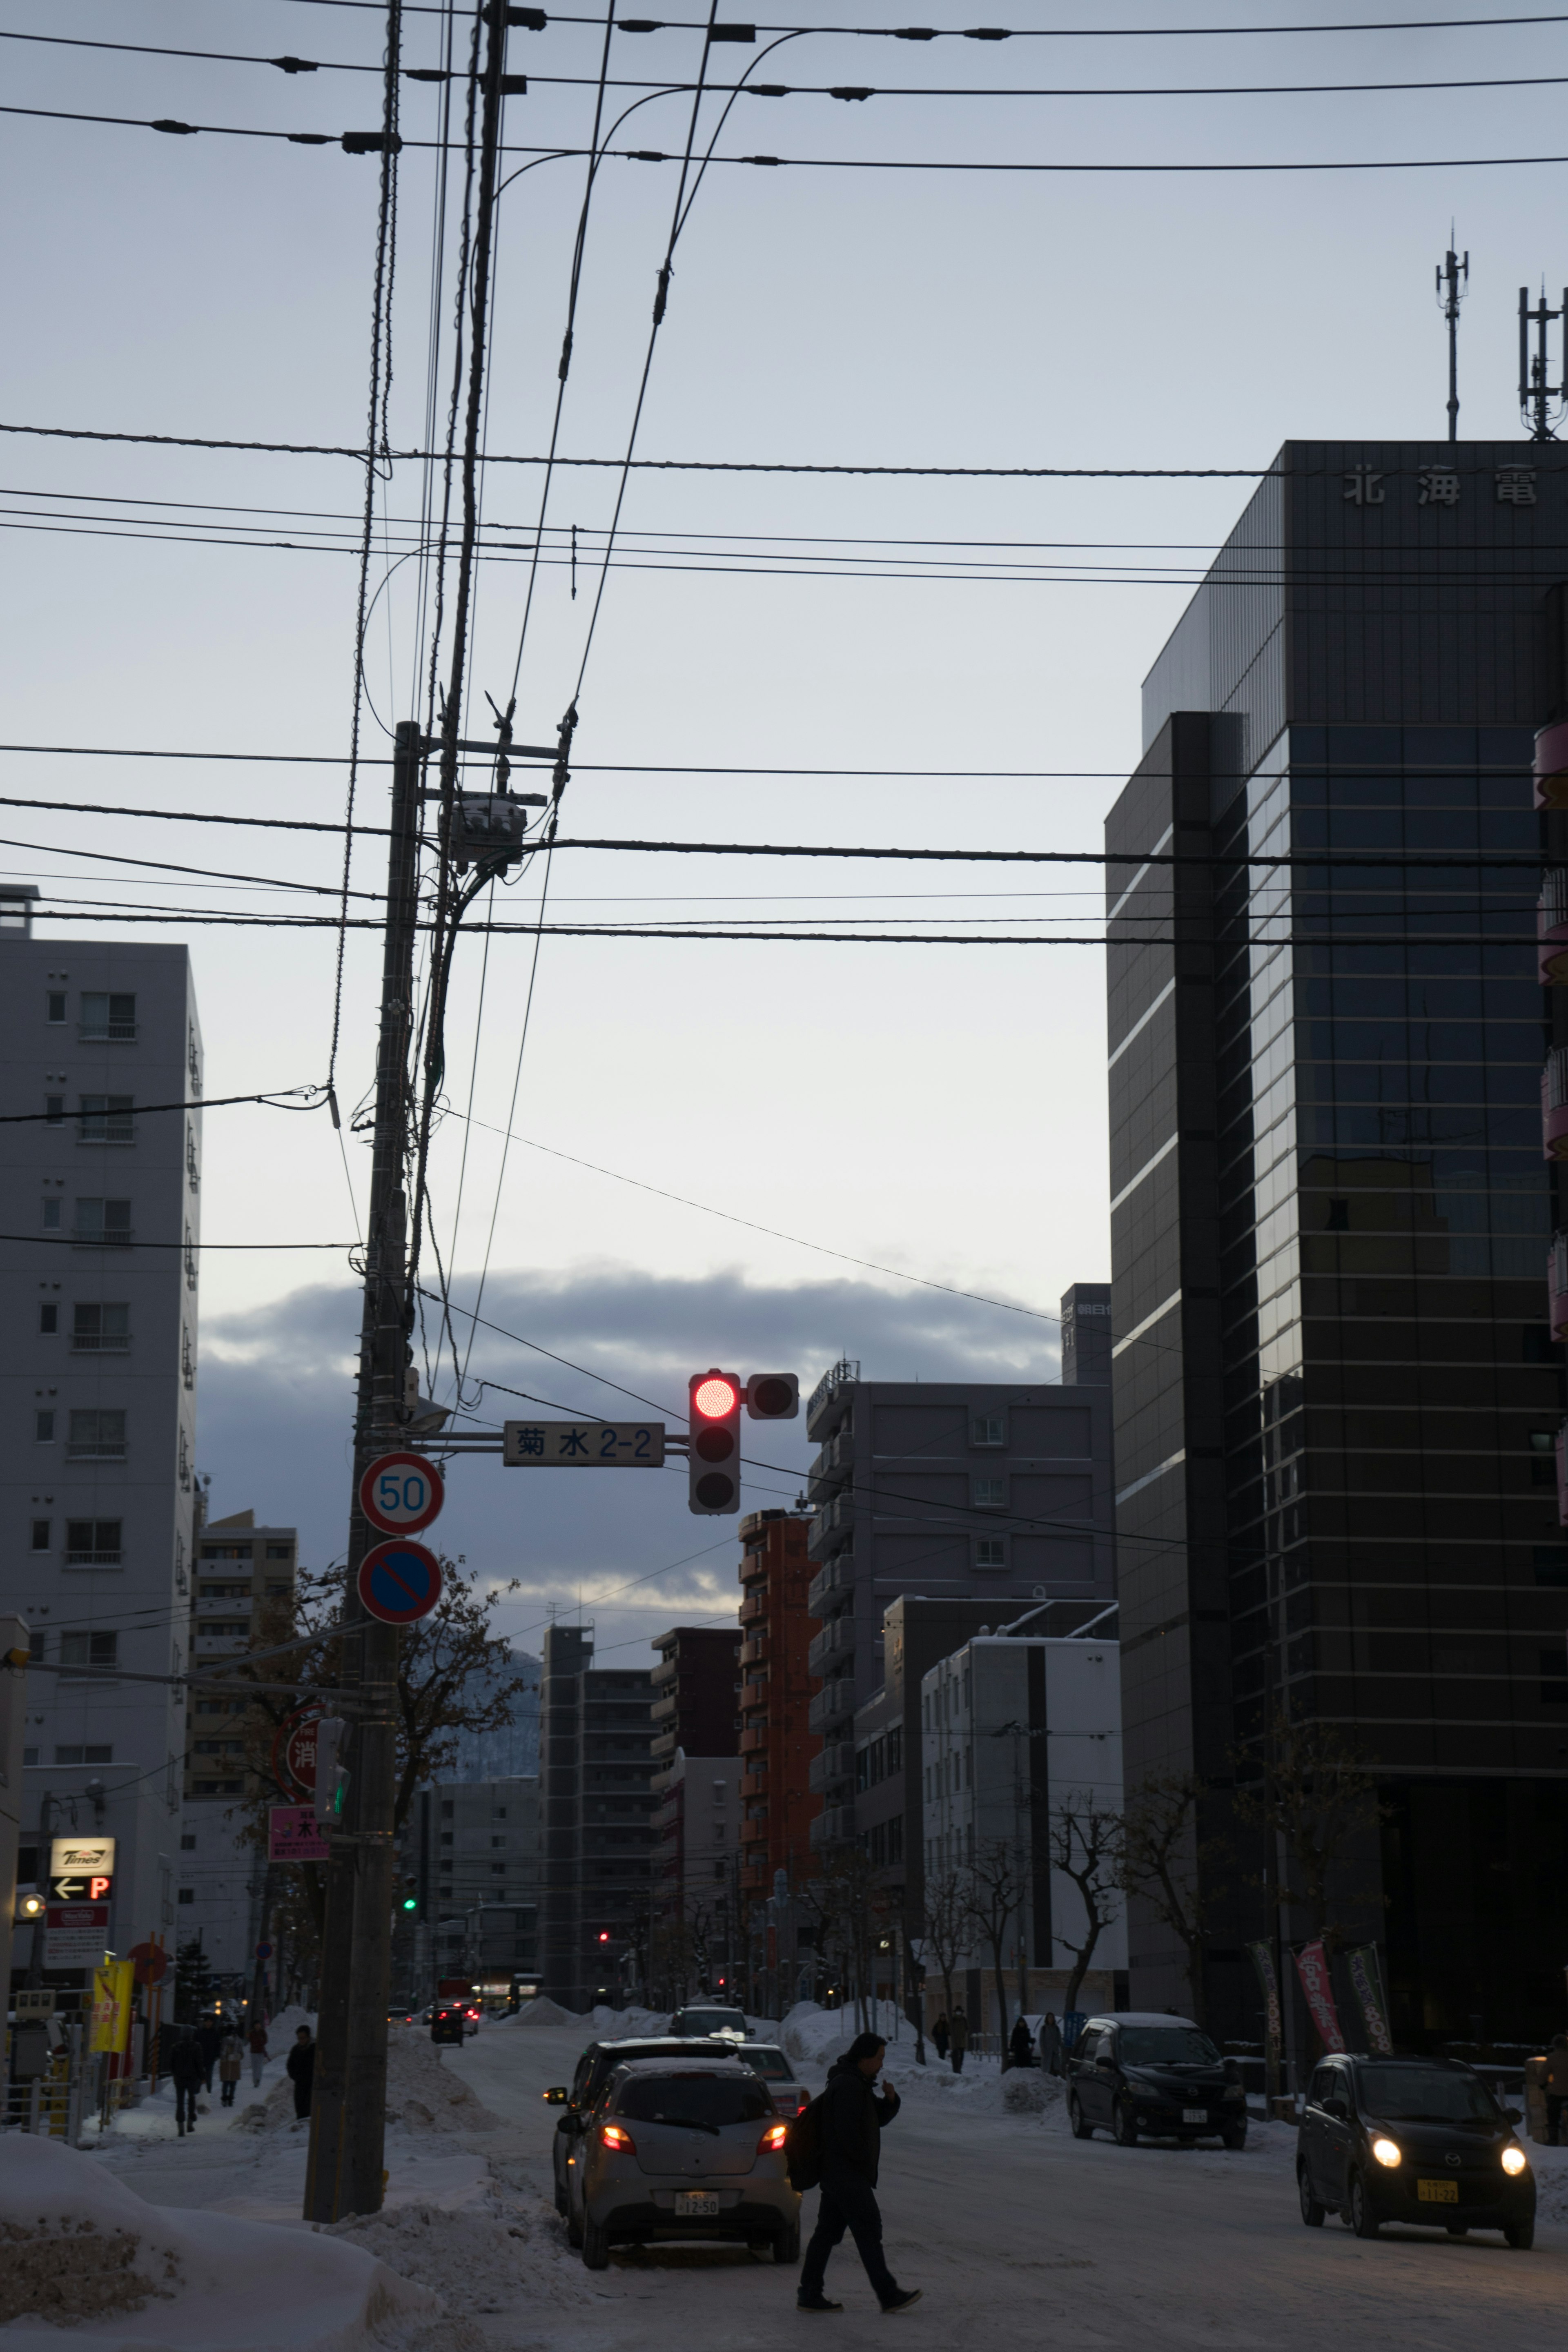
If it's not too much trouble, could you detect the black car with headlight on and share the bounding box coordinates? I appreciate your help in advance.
[1297,2054,1533,2247]
[1065,2012,1248,2149]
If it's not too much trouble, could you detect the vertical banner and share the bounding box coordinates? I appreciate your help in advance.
[89,1960,134,2055]
[1247,1940,1283,2076]
[1292,1938,1346,2054]
[1346,1944,1394,2055]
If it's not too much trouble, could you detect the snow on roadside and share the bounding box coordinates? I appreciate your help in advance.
[324,2178,595,2323]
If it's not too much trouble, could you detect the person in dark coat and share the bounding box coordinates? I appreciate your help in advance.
[1008,2015,1034,2072]
[1039,2013,1064,2078]
[168,2030,205,2137]
[196,2015,224,2093]
[931,2013,949,2061]
[949,2008,969,2075]
[797,2032,921,2315]
[286,2025,316,2120]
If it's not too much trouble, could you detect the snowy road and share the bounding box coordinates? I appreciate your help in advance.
[441,2016,1568,2352]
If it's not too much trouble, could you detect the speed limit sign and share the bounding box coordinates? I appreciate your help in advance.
[360,1452,444,1536]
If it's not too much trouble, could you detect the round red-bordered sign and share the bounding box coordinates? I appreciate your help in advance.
[271,1706,322,1797]
[357,1539,443,1626]
[359,1451,445,1537]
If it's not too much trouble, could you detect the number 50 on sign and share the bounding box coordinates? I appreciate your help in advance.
[360,1451,444,1534]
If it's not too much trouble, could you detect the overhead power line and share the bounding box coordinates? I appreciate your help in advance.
[177,2,1568,39]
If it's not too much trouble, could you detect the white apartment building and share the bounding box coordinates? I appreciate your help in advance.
[920,1624,1126,2027]
[3,892,200,1973]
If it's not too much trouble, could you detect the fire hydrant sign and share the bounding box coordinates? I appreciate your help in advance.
[359,1451,444,1536]
[269,1804,331,1863]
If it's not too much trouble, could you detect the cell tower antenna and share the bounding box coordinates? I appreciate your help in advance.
[1435,233,1468,442]
[1519,276,1568,441]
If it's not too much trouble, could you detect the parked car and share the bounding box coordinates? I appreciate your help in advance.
[1065,2012,1247,2149]
[666,2003,748,2042]
[735,2042,810,2118]
[1297,2053,1533,2246]
[544,2036,739,2220]
[570,2056,800,2270]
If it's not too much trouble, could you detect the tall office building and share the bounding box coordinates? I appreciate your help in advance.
[805,1323,1116,1855]
[1106,439,1568,2044]
[399,1775,540,1998]
[537,1624,655,2009]
[3,895,200,1974]
[739,1510,820,1900]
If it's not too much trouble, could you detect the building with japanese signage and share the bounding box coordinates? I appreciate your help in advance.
[1105,438,1568,2050]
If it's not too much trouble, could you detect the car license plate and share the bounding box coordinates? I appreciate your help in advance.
[1417,2179,1459,2205]
[675,2193,720,2217]
[1182,2108,1208,2124]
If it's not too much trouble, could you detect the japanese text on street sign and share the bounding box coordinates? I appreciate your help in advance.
[44,1904,110,1966]
[272,1708,321,1797]
[269,1804,331,1864]
[503,1419,665,1468]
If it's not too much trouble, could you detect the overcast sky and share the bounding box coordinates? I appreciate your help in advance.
[6,0,1564,1665]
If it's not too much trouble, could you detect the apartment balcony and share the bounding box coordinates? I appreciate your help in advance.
[1545,1049,1568,1160]
[1542,870,1568,984]
[739,1768,768,1799]
[1537,717,1568,810]
[807,1552,855,1615]
[650,1656,677,1690]
[807,1678,855,1735]
[806,1616,855,1678]
[806,1355,859,1441]
[650,1692,679,1726]
[740,1635,767,1668]
[739,1722,769,1757]
[808,1740,854,1797]
[69,1332,130,1354]
[810,1803,855,1850]
[808,1492,855,1560]
[739,1589,767,1626]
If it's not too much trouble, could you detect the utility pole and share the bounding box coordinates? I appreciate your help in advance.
[304,717,423,2223]
[1434,238,1468,443]
[1519,281,1568,442]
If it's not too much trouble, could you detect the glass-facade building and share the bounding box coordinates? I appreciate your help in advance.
[1107,443,1568,2050]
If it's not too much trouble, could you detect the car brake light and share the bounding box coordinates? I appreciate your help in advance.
[759,2122,789,2152]
[600,2123,636,2153]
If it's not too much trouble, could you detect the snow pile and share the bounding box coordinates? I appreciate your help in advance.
[1001,2069,1056,2114]
[326,2186,593,2319]
[780,2000,908,2071]
[503,1996,580,2029]
[587,2004,665,2034]
[0,2133,437,2352]
[238,2027,501,2138]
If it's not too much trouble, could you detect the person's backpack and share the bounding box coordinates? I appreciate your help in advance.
[785,2092,825,2192]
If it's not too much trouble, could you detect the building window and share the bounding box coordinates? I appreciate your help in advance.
[178,1887,195,1904]
[202,1545,251,1562]
[42,1197,62,1230]
[34,1410,55,1442]
[60,1631,118,1673]
[29,1628,46,1662]
[66,1517,122,1564]
[971,1414,1006,1448]
[440,1799,454,1818]
[265,1544,292,1559]
[22,1746,38,1767]
[31,1519,50,1552]
[77,1094,135,1145]
[46,991,66,1024]
[975,1536,1006,1568]
[74,1198,132,1246]
[439,1831,453,1846]
[55,1744,112,1765]
[490,1835,507,1848]
[80,991,137,1042]
[72,1303,130,1352]
[45,1096,64,1127]
[67,1408,126,1460]
[180,1833,196,1851]
[972,1477,1007,1510]
[38,1303,58,1334]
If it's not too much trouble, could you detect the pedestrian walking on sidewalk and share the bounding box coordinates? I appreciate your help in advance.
[949,2009,969,2075]
[169,2030,204,2137]
[931,2014,949,2062]
[196,2014,223,2094]
[1040,2014,1063,2078]
[797,2032,922,2316]
[286,2025,316,2120]
[1546,2034,1568,2144]
[1008,2015,1034,2072]
[247,2020,269,2089]
[218,2032,244,2107]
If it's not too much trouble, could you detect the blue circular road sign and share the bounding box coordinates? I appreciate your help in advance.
[357,1539,443,1626]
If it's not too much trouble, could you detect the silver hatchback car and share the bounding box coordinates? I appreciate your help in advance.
[572,2056,801,2270]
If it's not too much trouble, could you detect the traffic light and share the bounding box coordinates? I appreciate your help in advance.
[400,1877,419,1915]
[688,1370,742,1514]
[597,1931,610,1945]
[745,1373,799,1421]
[314,1716,349,1829]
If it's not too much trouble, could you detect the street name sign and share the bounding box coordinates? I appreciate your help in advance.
[359,1451,444,1535]
[357,1539,443,1625]
[503,1419,665,1467]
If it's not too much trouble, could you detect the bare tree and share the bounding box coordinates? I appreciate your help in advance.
[1120,1773,1222,2031]
[1048,1795,1124,2018]
[1233,1708,1384,1956]
[920,1865,971,2036]
[966,1839,1023,2051]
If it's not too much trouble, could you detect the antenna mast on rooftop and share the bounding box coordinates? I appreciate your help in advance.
[1435,236,1468,442]
[1519,279,1568,441]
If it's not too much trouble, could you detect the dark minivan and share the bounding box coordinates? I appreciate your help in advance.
[1065,2012,1247,2149]
[1297,2054,1534,2246]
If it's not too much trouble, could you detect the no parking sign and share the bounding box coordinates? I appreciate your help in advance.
[356,1539,443,1625]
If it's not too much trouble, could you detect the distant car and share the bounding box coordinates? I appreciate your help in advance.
[1065,2012,1247,2150]
[545,2036,742,2222]
[570,2056,799,2270]
[735,2043,810,2118]
[1297,2054,1533,2245]
[430,2008,466,2047]
[463,2006,480,2036]
[666,2004,748,2042]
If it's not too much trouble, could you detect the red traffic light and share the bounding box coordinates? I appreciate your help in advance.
[597,1931,611,1944]
[693,1374,739,1419]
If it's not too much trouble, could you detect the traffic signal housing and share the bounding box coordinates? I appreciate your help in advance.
[688,1369,742,1514]
[745,1373,799,1421]
[399,1877,419,1915]
[314,1716,350,1829]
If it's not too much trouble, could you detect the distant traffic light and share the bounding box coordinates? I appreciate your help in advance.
[745,1373,799,1421]
[400,1877,419,1915]
[314,1717,349,1830]
[688,1370,742,1514]
[597,1931,611,1945]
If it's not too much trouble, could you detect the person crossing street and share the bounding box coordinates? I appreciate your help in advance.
[797,2032,922,2316]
